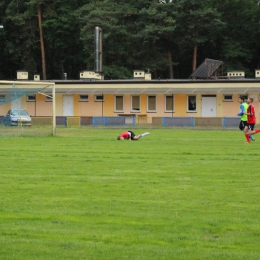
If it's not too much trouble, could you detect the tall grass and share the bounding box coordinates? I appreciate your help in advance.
[0,129,259,260]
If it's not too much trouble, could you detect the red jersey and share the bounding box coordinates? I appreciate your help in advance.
[120,132,131,139]
[247,104,256,124]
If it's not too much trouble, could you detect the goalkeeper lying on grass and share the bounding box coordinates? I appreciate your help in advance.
[117,131,150,140]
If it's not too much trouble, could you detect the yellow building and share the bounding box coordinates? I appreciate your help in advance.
[1,67,260,127]
[1,78,260,126]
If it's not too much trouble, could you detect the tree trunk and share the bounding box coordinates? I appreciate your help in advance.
[167,49,174,79]
[192,44,197,72]
[61,62,64,79]
[153,69,158,79]
[38,6,46,80]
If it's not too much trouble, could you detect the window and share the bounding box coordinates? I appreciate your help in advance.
[223,95,233,102]
[95,95,104,102]
[27,95,36,102]
[79,95,89,102]
[131,96,140,112]
[115,96,123,112]
[147,95,156,112]
[46,95,52,102]
[165,95,174,112]
[187,95,196,112]
[0,95,6,103]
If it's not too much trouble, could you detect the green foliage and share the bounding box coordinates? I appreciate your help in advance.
[1,129,260,259]
[2,0,39,78]
[209,0,260,75]
[76,1,140,76]
[41,0,86,79]
[0,0,260,79]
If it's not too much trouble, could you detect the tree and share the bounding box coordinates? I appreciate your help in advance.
[76,0,137,79]
[41,0,88,79]
[136,1,178,78]
[26,0,62,80]
[209,0,260,76]
[0,0,260,80]
[3,0,40,79]
[173,0,224,73]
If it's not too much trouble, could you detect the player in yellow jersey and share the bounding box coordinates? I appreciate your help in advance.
[237,96,249,135]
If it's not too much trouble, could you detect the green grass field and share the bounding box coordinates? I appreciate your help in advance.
[0,128,259,260]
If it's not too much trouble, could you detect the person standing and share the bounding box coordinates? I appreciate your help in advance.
[117,130,150,140]
[245,97,260,143]
[237,96,249,135]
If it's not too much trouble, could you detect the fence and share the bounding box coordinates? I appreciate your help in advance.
[0,115,241,128]
[161,117,240,127]
[222,117,241,127]
[92,116,135,126]
[162,117,195,127]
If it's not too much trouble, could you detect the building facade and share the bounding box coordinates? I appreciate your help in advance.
[1,79,260,124]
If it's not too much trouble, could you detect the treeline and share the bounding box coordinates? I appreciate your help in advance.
[0,0,260,80]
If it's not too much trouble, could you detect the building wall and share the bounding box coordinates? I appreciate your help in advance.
[104,94,114,116]
[74,95,79,116]
[26,99,36,116]
[77,94,104,117]
[65,93,257,124]
[78,95,92,116]
[1,92,259,124]
[156,94,165,115]
[175,94,187,116]
[222,94,239,117]
[56,94,63,116]
[36,94,52,116]
[140,94,146,114]
[0,102,9,115]
[216,94,223,117]
[124,95,131,114]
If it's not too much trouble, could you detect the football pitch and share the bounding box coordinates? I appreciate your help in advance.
[0,128,259,260]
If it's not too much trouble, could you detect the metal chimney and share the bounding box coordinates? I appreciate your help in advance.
[94,26,103,73]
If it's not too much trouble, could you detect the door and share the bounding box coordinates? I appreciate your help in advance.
[63,95,74,116]
[202,96,216,117]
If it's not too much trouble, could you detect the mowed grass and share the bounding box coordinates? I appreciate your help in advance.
[0,128,259,260]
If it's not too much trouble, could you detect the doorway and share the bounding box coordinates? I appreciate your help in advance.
[63,95,74,116]
[201,95,216,117]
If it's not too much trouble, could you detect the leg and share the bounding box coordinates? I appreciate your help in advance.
[241,122,250,142]
[138,132,150,139]
[248,124,255,141]
[243,125,248,134]
[247,128,260,136]
[128,131,139,140]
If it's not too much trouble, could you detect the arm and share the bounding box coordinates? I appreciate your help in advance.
[237,104,245,116]
[244,105,252,116]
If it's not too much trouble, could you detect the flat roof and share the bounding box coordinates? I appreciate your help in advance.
[1,79,260,94]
